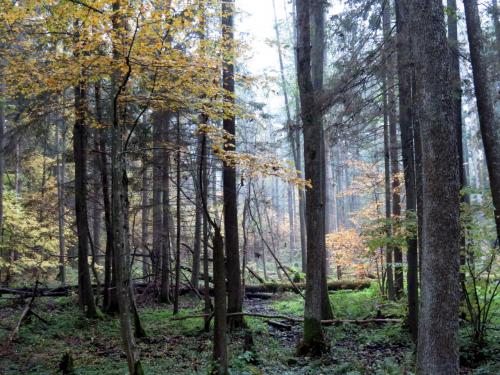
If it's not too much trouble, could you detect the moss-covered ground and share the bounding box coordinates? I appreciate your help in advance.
[0,284,498,374]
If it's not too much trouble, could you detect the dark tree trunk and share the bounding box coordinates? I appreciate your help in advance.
[173,113,181,314]
[296,0,327,353]
[222,0,243,330]
[160,113,171,304]
[383,97,395,300]
[492,0,500,71]
[152,112,163,284]
[310,0,333,321]
[464,0,500,242]
[140,150,149,280]
[0,73,4,285]
[411,1,461,373]
[56,122,66,287]
[212,228,228,374]
[95,82,117,314]
[73,80,98,318]
[199,119,212,333]
[382,1,395,301]
[395,0,418,342]
[447,0,467,299]
[191,159,202,289]
[110,2,143,372]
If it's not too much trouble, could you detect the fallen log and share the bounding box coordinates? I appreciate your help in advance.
[246,267,266,284]
[1,279,371,299]
[5,282,43,347]
[266,320,292,331]
[245,292,274,300]
[244,280,371,294]
[171,312,402,325]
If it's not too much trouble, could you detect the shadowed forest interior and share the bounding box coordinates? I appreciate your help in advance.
[0,0,499,374]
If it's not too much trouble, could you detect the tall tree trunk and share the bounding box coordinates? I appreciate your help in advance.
[395,0,418,342]
[73,78,98,318]
[382,0,396,301]
[447,0,467,300]
[464,0,500,242]
[411,1,461,373]
[152,112,163,284]
[383,69,395,301]
[492,0,500,72]
[222,0,243,330]
[385,0,403,298]
[160,113,171,303]
[272,0,298,265]
[56,122,66,287]
[199,117,212,333]
[325,142,337,233]
[310,0,333,322]
[0,71,4,284]
[111,2,143,372]
[191,180,202,289]
[141,150,149,280]
[95,81,117,314]
[296,0,327,353]
[173,113,182,314]
[291,1,308,272]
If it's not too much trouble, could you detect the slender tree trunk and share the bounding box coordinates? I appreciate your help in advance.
[212,227,228,374]
[173,113,182,314]
[95,81,117,314]
[383,72,395,301]
[111,2,143,372]
[411,1,461,373]
[160,113,171,303]
[152,112,163,284]
[447,0,467,299]
[385,0,404,298]
[141,151,149,280]
[310,0,333,322]
[191,136,202,288]
[73,78,98,318]
[222,0,243,330]
[492,0,500,72]
[382,0,397,301]
[199,119,212,333]
[464,0,500,242]
[272,0,298,265]
[395,0,418,342]
[291,1,308,272]
[56,122,66,286]
[0,71,4,284]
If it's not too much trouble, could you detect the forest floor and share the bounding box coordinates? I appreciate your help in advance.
[0,284,498,374]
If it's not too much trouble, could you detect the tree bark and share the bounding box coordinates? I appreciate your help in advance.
[152,112,163,284]
[395,0,418,342]
[222,0,243,330]
[173,113,182,314]
[310,0,333,321]
[95,81,118,314]
[382,1,395,301]
[111,2,143,372]
[160,113,171,304]
[73,77,98,318]
[56,121,66,287]
[140,147,149,280]
[0,69,4,285]
[464,0,500,242]
[411,1,461,373]
[296,0,327,353]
